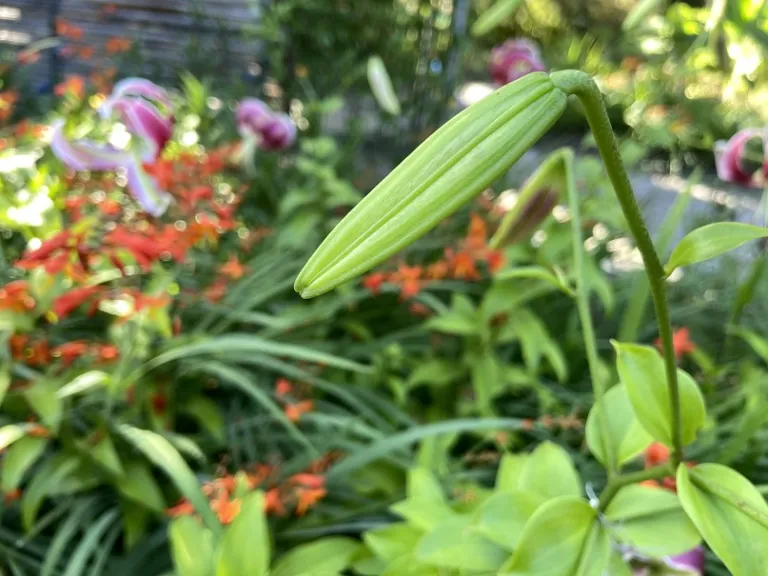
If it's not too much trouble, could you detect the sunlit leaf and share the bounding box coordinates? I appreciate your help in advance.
[613,342,706,447]
[585,384,652,468]
[677,463,768,576]
[665,223,768,274]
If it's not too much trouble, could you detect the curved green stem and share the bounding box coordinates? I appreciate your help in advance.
[551,70,683,469]
[560,148,616,475]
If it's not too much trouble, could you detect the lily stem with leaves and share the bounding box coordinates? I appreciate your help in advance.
[551,70,684,497]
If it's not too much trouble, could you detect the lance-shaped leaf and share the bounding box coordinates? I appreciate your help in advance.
[295,72,567,298]
[471,0,524,37]
[677,463,768,576]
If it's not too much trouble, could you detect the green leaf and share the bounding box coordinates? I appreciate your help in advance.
[61,508,119,576]
[473,490,546,550]
[181,396,225,442]
[381,554,439,576]
[731,326,768,365]
[0,424,30,452]
[85,433,124,476]
[295,73,567,298]
[117,424,218,532]
[23,380,62,432]
[326,418,527,479]
[271,537,361,576]
[496,453,528,491]
[22,456,80,530]
[471,0,524,36]
[425,313,478,336]
[416,515,508,571]
[613,342,706,447]
[116,460,166,512]
[2,436,48,491]
[216,491,270,576]
[145,334,371,375]
[367,55,401,115]
[57,371,109,398]
[391,468,456,531]
[470,348,500,416]
[604,484,701,557]
[408,359,461,388]
[170,515,216,576]
[585,384,652,468]
[0,364,9,406]
[500,496,609,575]
[518,442,581,500]
[363,523,422,562]
[677,463,768,576]
[494,266,574,296]
[665,223,768,274]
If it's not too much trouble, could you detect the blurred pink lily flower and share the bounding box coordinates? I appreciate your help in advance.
[489,39,547,86]
[51,77,175,216]
[633,546,705,575]
[714,128,767,188]
[236,98,296,151]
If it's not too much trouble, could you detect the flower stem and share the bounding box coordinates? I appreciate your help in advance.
[598,463,674,510]
[560,148,617,475]
[550,70,683,469]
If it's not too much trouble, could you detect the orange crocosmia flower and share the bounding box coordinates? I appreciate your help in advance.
[425,260,449,280]
[409,302,430,316]
[51,285,102,320]
[654,327,696,359]
[466,213,488,251]
[52,340,90,366]
[3,488,21,504]
[275,378,293,397]
[393,265,422,299]
[54,75,85,99]
[166,500,195,517]
[288,473,325,489]
[284,400,313,423]
[105,37,132,54]
[295,487,327,516]
[644,442,670,468]
[449,250,479,280]
[78,46,95,60]
[211,494,241,525]
[485,250,505,273]
[204,279,227,303]
[264,488,286,516]
[97,344,119,362]
[0,280,35,313]
[362,272,387,294]
[220,256,247,280]
[27,424,50,438]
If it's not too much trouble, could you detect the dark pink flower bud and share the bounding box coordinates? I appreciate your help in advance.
[236,98,296,151]
[714,128,767,188]
[489,39,547,86]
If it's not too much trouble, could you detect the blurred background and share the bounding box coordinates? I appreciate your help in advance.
[0,1,768,575]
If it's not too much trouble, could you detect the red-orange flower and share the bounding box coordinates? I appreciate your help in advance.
[51,286,102,320]
[51,340,90,367]
[0,281,35,313]
[644,442,670,468]
[392,265,422,299]
[284,400,313,423]
[655,328,695,359]
[362,272,387,294]
[54,75,85,99]
[220,256,247,280]
[275,378,293,397]
[105,37,132,54]
[295,487,327,516]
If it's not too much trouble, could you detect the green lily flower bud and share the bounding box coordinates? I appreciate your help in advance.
[295,72,567,298]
